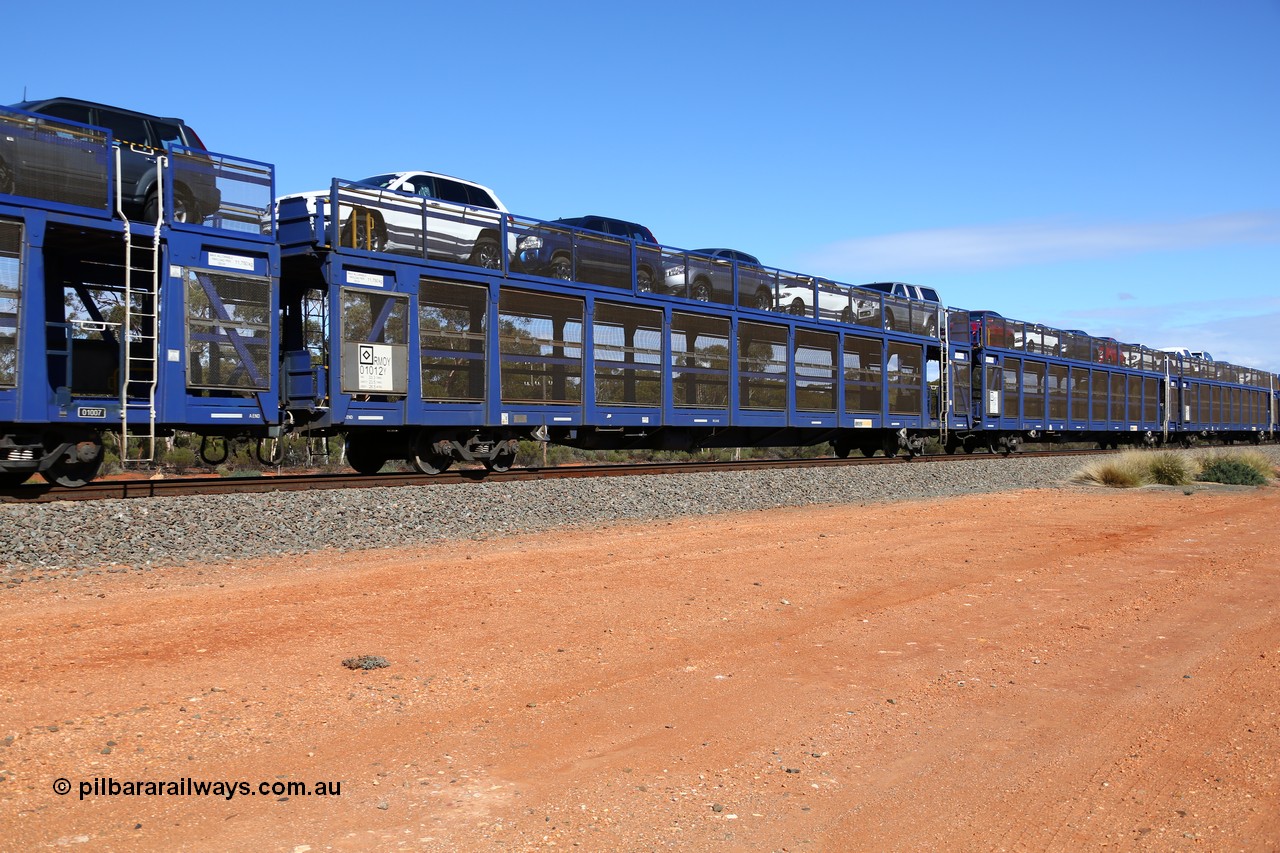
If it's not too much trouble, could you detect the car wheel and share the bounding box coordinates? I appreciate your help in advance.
[469,235,502,270]
[636,266,655,292]
[788,298,806,317]
[549,254,573,280]
[0,157,14,195]
[925,317,938,337]
[840,306,852,324]
[142,189,161,223]
[171,187,198,224]
[691,278,713,303]
[142,187,196,224]
[751,288,772,310]
[342,209,384,252]
[884,314,896,332]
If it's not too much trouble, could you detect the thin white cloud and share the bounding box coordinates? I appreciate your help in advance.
[800,211,1280,275]
[1059,299,1280,372]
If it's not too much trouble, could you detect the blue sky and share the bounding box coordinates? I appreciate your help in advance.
[8,0,1279,371]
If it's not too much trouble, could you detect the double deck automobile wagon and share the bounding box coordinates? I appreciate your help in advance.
[1,104,1276,487]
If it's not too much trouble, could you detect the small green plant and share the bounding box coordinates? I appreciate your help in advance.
[163,447,199,471]
[1196,457,1267,486]
[217,466,264,479]
[1221,449,1277,480]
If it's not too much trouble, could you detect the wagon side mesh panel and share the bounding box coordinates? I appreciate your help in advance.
[0,108,110,211]
[670,312,729,409]
[498,288,583,404]
[738,321,788,411]
[185,270,272,391]
[420,278,487,402]
[171,148,272,234]
[593,302,662,406]
[0,220,20,386]
[794,329,837,412]
[843,334,882,415]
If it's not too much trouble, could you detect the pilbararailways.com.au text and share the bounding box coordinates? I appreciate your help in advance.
[54,777,342,801]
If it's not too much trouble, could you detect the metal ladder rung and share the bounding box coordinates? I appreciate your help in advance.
[117,148,165,465]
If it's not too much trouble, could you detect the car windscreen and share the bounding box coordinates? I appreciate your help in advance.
[355,174,401,189]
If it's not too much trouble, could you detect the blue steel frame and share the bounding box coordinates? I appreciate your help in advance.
[968,313,1275,442]
[276,191,957,447]
[0,207,280,434]
[161,232,280,430]
[0,129,280,481]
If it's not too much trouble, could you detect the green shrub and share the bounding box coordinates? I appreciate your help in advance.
[1196,457,1267,486]
[217,467,264,479]
[163,447,199,470]
[1222,449,1277,480]
[98,449,122,476]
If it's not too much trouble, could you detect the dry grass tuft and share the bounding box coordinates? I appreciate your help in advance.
[1074,446,1276,489]
[1072,452,1149,488]
[1145,450,1195,486]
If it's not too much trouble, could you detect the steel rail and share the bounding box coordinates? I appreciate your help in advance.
[0,448,1117,504]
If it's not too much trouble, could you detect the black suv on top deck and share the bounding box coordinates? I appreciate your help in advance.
[516,215,661,290]
[4,97,218,223]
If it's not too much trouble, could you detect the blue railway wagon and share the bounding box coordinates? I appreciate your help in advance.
[1166,354,1275,443]
[963,312,1276,450]
[0,106,278,486]
[276,184,968,473]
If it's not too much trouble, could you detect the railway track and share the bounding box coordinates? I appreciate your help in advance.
[0,448,1114,504]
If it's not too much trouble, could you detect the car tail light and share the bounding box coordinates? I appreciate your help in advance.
[185,126,209,151]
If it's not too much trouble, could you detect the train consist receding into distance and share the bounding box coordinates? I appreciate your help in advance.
[1,100,1275,487]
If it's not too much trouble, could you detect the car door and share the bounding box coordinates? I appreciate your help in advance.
[427,177,476,262]
[90,108,159,207]
[593,219,634,286]
[621,221,661,287]
[14,102,99,202]
[572,216,615,284]
[464,183,505,260]
[888,283,912,330]
[729,250,769,306]
[376,173,434,256]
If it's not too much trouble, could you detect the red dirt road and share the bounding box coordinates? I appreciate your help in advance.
[2,486,1278,851]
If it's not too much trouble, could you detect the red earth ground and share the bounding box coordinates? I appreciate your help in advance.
[2,485,1278,851]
